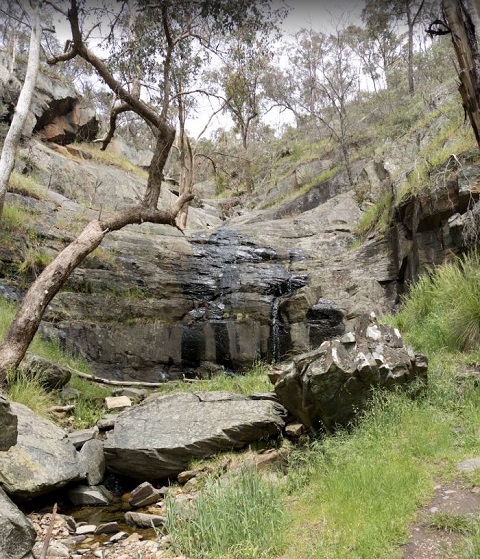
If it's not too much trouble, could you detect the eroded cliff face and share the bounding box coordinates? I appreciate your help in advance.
[3,127,479,381]
[392,156,480,289]
[1,58,479,381]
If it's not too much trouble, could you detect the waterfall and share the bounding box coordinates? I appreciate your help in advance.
[271,296,281,363]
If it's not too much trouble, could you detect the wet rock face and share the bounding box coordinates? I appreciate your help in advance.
[44,227,342,381]
[273,314,428,432]
[177,228,309,369]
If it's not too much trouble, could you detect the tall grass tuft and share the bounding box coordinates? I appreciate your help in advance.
[389,251,480,353]
[6,367,56,418]
[166,468,286,559]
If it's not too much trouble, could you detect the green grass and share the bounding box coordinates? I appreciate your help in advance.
[153,360,272,397]
[0,297,110,424]
[6,368,56,417]
[8,171,46,200]
[283,390,461,559]
[355,190,394,240]
[430,512,477,535]
[389,251,480,353]
[166,468,286,559]
[0,202,33,233]
[77,143,148,178]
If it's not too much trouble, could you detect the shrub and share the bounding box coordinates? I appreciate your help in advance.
[389,251,480,353]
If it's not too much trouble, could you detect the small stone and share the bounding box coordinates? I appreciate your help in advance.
[76,524,97,535]
[457,457,480,472]
[79,439,106,486]
[112,388,148,400]
[285,422,305,438]
[429,506,439,513]
[104,396,132,410]
[33,540,70,558]
[95,522,119,534]
[97,414,117,430]
[177,470,198,484]
[341,332,356,344]
[109,531,128,542]
[68,485,113,506]
[129,481,163,508]
[68,426,99,449]
[125,511,166,528]
[124,532,143,543]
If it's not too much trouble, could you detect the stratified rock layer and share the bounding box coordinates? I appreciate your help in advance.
[274,314,428,431]
[104,391,286,480]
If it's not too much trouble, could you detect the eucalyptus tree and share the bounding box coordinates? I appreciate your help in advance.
[271,27,359,186]
[0,0,41,221]
[209,8,286,192]
[0,0,283,384]
[362,0,438,95]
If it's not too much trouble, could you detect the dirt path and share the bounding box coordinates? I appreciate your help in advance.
[401,477,480,559]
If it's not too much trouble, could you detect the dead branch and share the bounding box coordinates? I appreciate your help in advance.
[66,367,167,387]
[40,503,57,559]
[48,405,75,413]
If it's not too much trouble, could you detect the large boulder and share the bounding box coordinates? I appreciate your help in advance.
[104,391,286,480]
[274,313,428,432]
[0,393,17,451]
[0,487,35,559]
[0,403,82,499]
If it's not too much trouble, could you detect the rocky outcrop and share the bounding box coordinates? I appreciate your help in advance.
[0,403,82,499]
[104,391,286,480]
[0,393,17,451]
[273,314,428,432]
[0,49,98,143]
[392,159,480,286]
[229,190,398,324]
[0,487,35,559]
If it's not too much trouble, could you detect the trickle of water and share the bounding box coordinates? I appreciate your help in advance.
[271,297,281,363]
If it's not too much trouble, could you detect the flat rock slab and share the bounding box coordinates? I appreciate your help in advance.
[104,391,286,480]
[0,403,82,499]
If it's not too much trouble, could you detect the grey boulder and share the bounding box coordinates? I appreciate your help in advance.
[0,403,82,499]
[79,439,105,486]
[104,391,286,480]
[0,487,35,559]
[0,392,17,450]
[17,353,71,390]
[274,313,428,431]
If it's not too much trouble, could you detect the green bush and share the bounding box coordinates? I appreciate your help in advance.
[390,251,480,353]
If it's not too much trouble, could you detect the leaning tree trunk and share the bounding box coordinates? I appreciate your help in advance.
[0,2,41,220]
[443,0,480,150]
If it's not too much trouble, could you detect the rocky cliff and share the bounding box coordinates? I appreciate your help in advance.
[1,63,479,381]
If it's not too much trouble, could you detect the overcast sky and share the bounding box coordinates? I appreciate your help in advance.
[281,0,363,32]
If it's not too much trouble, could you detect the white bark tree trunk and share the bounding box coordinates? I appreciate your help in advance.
[0,1,41,219]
